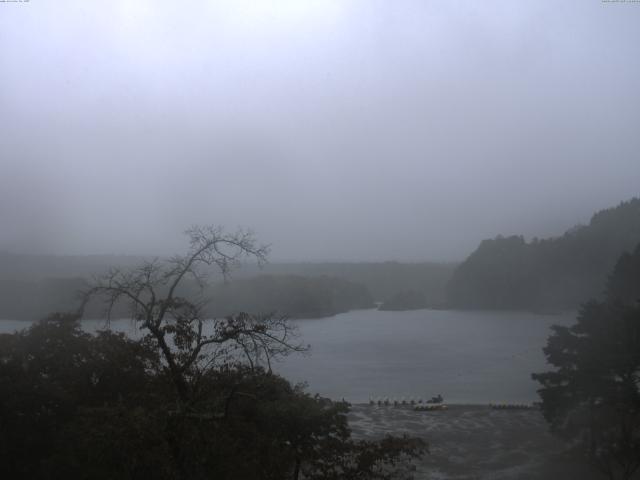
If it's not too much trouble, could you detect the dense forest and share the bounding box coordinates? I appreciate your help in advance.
[447,198,640,311]
[0,227,425,479]
[2,197,639,318]
[0,255,455,304]
[0,276,88,321]
[255,262,455,305]
[0,274,372,321]
[207,275,373,319]
[606,242,640,305]
[0,256,452,320]
[533,242,640,479]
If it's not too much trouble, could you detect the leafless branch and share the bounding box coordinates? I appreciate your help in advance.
[80,225,299,404]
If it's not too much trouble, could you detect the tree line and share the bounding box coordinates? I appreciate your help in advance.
[0,256,455,320]
[534,242,640,480]
[0,227,425,479]
[0,274,373,321]
[447,198,640,310]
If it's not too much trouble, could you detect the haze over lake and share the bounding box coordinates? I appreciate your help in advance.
[278,309,575,404]
[1,308,573,404]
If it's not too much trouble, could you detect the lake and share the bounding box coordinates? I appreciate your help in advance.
[0,308,574,404]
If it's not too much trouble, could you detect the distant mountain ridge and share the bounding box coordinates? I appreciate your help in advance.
[0,252,453,320]
[446,197,640,310]
[206,274,374,319]
[0,251,455,320]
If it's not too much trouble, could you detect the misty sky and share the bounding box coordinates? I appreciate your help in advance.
[1,0,639,261]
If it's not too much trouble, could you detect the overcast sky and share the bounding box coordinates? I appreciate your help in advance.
[1,0,639,261]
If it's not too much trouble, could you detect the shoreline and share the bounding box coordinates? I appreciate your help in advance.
[347,403,601,479]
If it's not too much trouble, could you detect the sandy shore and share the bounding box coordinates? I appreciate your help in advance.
[347,404,604,480]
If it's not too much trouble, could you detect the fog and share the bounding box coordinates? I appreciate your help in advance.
[1,0,639,261]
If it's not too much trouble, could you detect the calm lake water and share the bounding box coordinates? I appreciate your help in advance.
[0,309,575,404]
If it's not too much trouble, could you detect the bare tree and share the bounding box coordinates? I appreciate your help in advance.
[80,225,305,404]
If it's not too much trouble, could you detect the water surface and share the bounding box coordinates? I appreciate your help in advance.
[1,309,574,404]
[274,309,574,404]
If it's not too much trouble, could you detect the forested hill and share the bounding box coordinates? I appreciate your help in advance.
[606,242,640,305]
[0,255,454,320]
[446,198,640,311]
[0,273,373,321]
[251,261,455,304]
[206,275,374,319]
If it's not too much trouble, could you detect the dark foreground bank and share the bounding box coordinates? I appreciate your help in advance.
[348,404,609,480]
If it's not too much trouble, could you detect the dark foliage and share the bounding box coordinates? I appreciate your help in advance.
[533,248,640,480]
[0,314,426,479]
[256,261,456,305]
[207,274,374,319]
[0,226,427,479]
[606,244,640,306]
[0,276,88,320]
[447,198,640,310]
[0,257,454,320]
[0,313,167,479]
